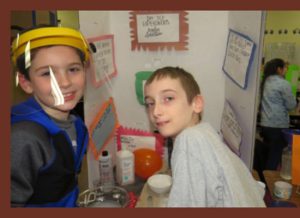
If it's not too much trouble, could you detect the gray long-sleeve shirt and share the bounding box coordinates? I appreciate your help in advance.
[11,116,77,207]
[167,122,265,207]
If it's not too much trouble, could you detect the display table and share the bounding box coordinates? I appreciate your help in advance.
[263,170,300,207]
[135,166,171,208]
[135,170,261,208]
[252,169,260,181]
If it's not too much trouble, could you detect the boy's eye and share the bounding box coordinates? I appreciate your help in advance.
[69,67,80,72]
[164,96,174,103]
[145,101,155,108]
[40,71,50,76]
[69,65,83,73]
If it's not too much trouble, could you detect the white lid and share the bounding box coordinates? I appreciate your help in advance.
[117,149,133,158]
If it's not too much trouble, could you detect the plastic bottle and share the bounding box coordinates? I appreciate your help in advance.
[116,150,135,186]
[280,145,292,180]
[99,150,114,192]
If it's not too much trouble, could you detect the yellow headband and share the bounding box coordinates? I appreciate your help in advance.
[11,27,90,65]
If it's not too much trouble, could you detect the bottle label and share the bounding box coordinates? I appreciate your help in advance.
[99,156,114,190]
[117,156,134,185]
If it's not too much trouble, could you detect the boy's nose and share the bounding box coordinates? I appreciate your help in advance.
[153,102,163,117]
[57,72,71,88]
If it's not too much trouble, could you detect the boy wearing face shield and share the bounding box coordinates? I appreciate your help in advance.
[11,26,90,207]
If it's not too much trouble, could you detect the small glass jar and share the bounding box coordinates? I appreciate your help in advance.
[280,145,292,180]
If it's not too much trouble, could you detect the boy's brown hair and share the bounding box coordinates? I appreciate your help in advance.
[145,66,201,104]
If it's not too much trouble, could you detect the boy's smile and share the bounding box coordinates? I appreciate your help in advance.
[63,92,76,102]
[144,77,203,138]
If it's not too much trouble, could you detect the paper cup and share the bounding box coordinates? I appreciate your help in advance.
[273,181,292,200]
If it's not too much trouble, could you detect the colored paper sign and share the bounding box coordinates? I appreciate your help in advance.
[221,100,242,156]
[135,71,153,105]
[87,35,117,88]
[116,125,164,157]
[130,11,189,51]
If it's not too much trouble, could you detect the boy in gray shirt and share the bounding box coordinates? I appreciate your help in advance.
[144,66,265,207]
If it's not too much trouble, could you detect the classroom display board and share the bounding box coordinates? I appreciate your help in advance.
[223,29,255,89]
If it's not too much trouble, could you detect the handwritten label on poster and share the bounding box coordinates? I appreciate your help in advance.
[87,35,117,88]
[116,126,165,157]
[129,11,188,51]
[137,13,179,43]
[223,29,255,89]
[221,101,242,155]
[120,135,156,151]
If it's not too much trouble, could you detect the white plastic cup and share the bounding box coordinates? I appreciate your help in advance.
[273,181,292,200]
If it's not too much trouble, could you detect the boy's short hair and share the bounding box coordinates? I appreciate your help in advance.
[15,47,85,80]
[145,66,201,104]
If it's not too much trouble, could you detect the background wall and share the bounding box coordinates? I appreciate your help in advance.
[57,11,79,29]
[264,11,300,65]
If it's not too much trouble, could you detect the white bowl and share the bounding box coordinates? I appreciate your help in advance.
[147,174,172,194]
[273,181,292,200]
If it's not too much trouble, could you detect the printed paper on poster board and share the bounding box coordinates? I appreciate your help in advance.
[87,34,117,88]
[222,29,255,89]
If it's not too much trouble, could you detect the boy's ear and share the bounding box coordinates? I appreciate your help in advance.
[193,95,204,113]
[18,72,33,94]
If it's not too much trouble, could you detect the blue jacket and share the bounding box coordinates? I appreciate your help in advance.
[260,75,296,128]
[11,97,88,207]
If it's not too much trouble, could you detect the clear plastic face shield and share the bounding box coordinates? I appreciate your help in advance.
[11,27,90,106]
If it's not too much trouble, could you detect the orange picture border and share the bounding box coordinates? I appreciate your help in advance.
[88,97,119,160]
[129,11,189,51]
